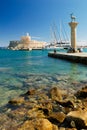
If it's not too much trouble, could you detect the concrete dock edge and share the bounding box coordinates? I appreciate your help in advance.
[48,52,87,64]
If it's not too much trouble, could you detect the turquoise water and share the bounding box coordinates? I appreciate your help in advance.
[0,49,87,107]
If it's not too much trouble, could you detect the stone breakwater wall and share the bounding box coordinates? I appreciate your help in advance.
[48,52,87,64]
[0,85,87,130]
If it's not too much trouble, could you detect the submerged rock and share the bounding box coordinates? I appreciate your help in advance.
[25,88,36,95]
[8,97,24,105]
[50,87,63,101]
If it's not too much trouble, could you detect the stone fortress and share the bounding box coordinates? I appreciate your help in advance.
[8,33,46,50]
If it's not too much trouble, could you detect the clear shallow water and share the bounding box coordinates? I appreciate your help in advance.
[0,49,87,107]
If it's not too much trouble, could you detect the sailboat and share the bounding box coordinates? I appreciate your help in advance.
[46,22,70,49]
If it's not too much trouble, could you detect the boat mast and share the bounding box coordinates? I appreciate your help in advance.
[59,21,70,46]
[51,23,58,45]
[59,21,62,45]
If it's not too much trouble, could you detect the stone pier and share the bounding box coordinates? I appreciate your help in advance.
[48,52,87,64]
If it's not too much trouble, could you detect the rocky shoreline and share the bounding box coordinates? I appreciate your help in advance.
[0,85,87,130]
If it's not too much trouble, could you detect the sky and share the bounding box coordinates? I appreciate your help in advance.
[0,0,87,46]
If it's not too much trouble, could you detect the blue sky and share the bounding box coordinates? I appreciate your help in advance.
[0,0,87,46]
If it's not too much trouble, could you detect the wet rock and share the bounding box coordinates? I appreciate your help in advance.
[48,112,66,124]
[52,124,59,130]
[18,118,55,130]
[0,113,20,130]
[62,107,74,114]
[59,127,66,130]
[38,108,49,116]
[1,85,87,129]
[55,100,74,109]
[18,120,34,130]
[27,106,45,118]
[50,87,63,101]
[75,85,87,99]
[64,110,87,129]
[59,128,77,130]
[82,98,87,109]
[8,97,24,105]
[25,88,36,95]
[41,100,53,111]
[65,128,77,130]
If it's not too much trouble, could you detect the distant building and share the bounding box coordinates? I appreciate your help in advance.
[8,40,20,49]
[8,34,46,50]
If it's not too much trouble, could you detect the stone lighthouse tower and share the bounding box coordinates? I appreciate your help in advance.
[69,14,78,52]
